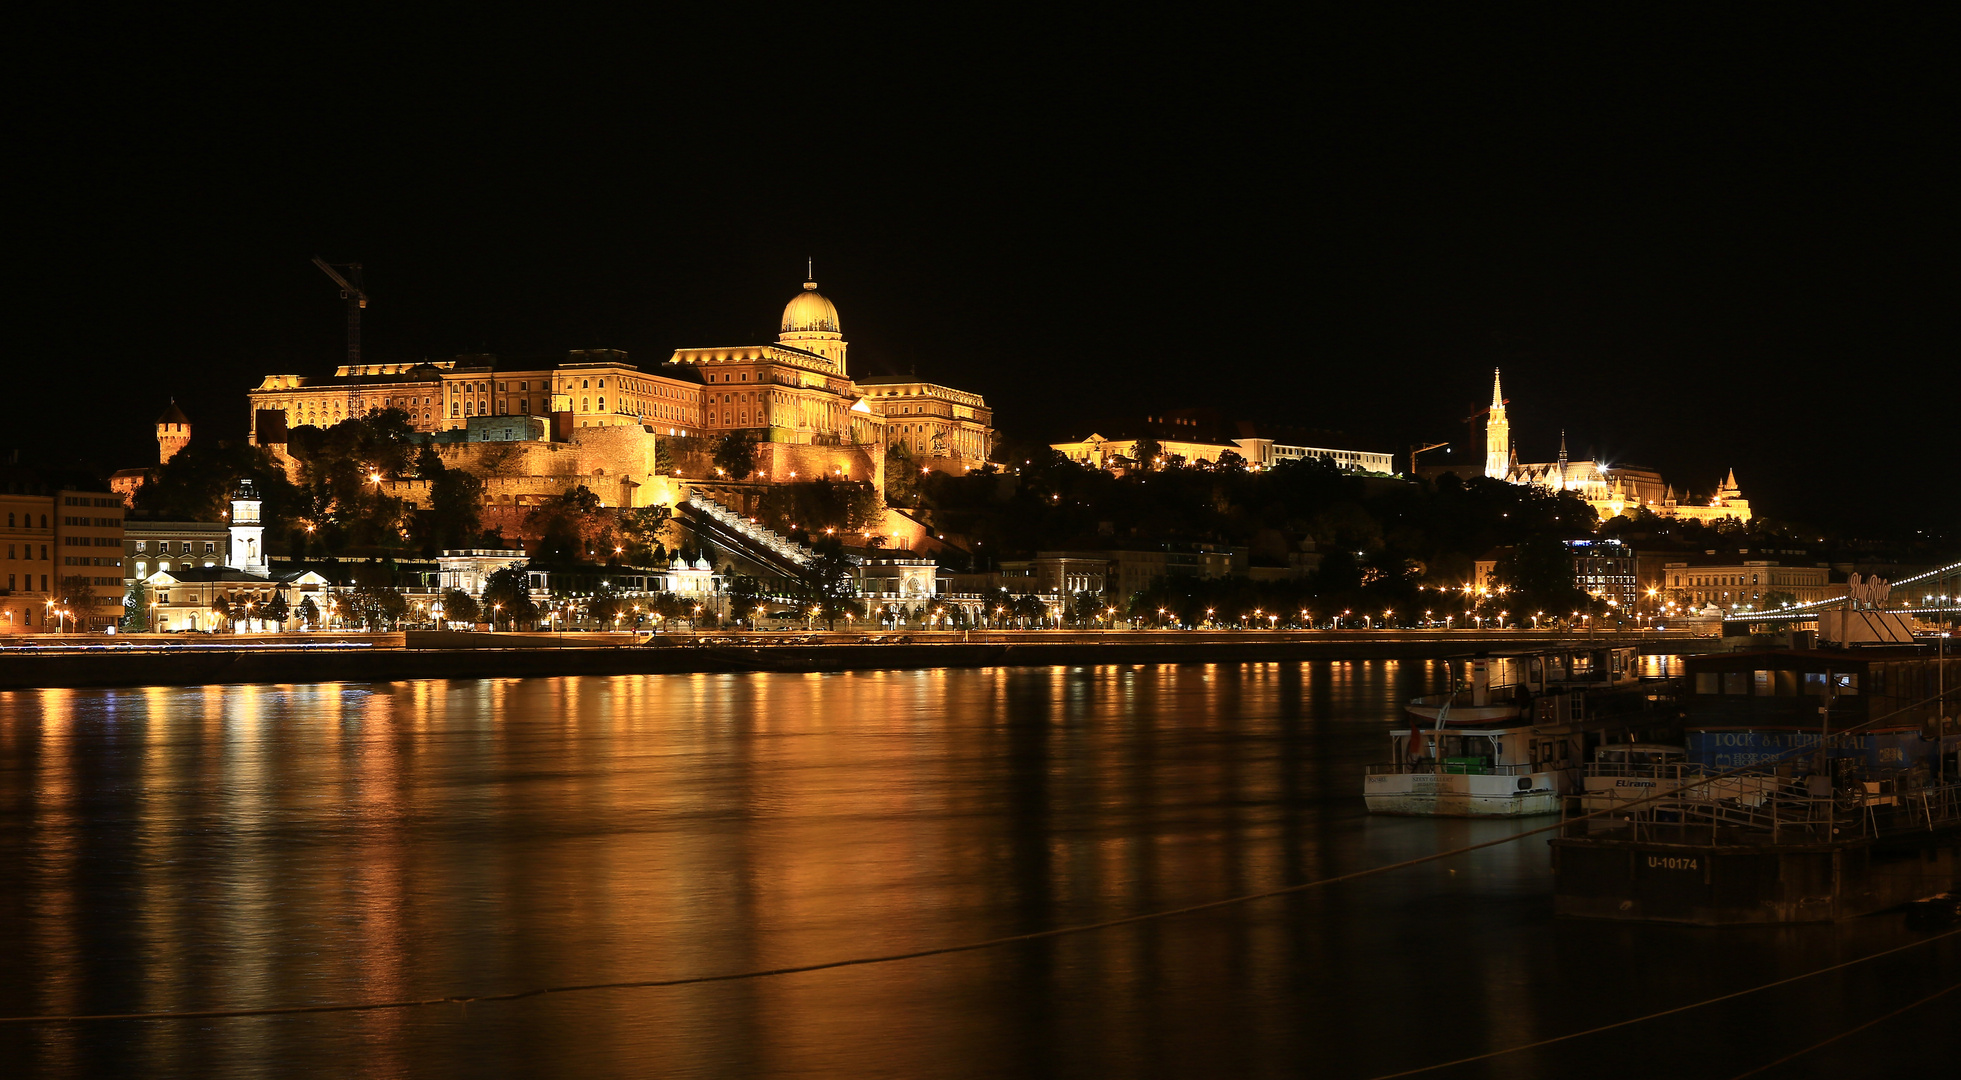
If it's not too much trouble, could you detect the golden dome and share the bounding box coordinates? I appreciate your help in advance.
[781,281,840,335]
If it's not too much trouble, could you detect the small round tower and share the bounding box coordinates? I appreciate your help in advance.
[157,400,192,464]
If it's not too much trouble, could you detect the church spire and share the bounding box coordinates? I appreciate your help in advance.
[1557,430,1569,488]
[1484,367,1510,481]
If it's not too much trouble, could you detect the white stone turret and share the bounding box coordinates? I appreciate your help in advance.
[228,478,267,575]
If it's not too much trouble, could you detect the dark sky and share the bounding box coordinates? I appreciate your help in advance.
[17,9,1956,536]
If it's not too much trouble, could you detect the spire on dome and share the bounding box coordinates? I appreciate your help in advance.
[1723,468,1739,491]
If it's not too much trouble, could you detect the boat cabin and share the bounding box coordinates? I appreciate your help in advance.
[1397,725,1583,776]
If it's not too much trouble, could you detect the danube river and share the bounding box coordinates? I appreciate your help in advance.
[0,663,1952,1078]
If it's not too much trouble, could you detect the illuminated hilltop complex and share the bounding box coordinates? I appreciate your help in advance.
[241,278,993,535]
[1478,368,1750,524]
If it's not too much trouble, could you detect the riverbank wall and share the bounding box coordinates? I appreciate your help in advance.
[0,630,1731,691]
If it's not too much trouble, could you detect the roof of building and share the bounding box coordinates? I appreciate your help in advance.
[148,564,332,584]
[781,281,840,334]
[157,400,191,426]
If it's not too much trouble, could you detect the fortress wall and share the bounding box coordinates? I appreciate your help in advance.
[755,442,878,486]
[569,425,660,479]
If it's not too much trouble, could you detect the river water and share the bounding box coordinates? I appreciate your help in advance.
[0,662,1952,1079]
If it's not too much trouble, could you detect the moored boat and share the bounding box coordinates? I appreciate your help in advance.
[1365,644,1667,818]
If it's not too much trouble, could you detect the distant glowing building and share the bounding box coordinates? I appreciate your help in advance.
[1483,367,1751,523]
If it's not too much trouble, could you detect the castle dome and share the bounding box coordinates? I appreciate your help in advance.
[781,281,840,335]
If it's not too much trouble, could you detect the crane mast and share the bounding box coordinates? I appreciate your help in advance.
[311,257,368,368]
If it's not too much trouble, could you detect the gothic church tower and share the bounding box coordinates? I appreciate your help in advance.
[1484,368,1509,480]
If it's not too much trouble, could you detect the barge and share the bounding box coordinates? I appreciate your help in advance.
[1553,645,1961,924]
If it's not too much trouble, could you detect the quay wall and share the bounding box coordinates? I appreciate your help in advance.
[3,630,1718,691]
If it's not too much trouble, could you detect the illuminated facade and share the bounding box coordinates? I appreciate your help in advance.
[249,349,706,443]
[1662,559,1835,611]
[1054,435,1393,474]
[669,279,994,474]
[140,483,328,632]
[244,277,993,482]
[1484,368,1751,523]
[1,478,126,633]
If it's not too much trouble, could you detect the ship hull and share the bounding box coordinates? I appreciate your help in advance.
[1364,770,1567,817]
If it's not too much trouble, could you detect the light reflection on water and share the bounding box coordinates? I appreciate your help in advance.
[0,662,1950,1079]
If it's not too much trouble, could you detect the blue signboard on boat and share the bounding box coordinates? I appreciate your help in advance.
[1686,729,1934,771]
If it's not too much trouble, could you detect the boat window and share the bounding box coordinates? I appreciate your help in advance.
[1834,673,1859,696]
[1723,672,1749,695]
[1753,670,1771,693]
[1773,671,1800,697]
[1804,673,1828,695]
[1695,672,1719,694]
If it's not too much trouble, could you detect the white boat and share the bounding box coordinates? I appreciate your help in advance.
[1364,646,1646,818]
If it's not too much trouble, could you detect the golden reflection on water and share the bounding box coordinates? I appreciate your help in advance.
[0,660,1937,1079]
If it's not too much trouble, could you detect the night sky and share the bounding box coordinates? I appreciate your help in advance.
[17,10,1954,536]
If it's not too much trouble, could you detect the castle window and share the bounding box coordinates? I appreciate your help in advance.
[598,398,605,411]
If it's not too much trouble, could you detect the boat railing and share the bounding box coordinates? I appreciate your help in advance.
[1409,686,1521,709]
[1366,761,1543,777]
[1568,770,1961,845]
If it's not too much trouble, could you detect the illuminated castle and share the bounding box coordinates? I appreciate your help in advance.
[1484,367,1750,523]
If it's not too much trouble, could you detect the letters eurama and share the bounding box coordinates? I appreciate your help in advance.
[1686,730,1924,770]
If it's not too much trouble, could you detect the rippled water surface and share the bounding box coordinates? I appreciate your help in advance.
[0,662,1953,1078]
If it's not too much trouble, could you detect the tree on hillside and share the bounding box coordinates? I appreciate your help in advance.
[714,431,758,480]
[615,505,672,565]
[414,446,487,555]
[132,439,303,532]
[884,443,922,505]
[524,485,605,562]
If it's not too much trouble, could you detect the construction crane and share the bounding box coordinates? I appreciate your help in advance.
[311,257,367,368]
[1409,441,1449,475]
